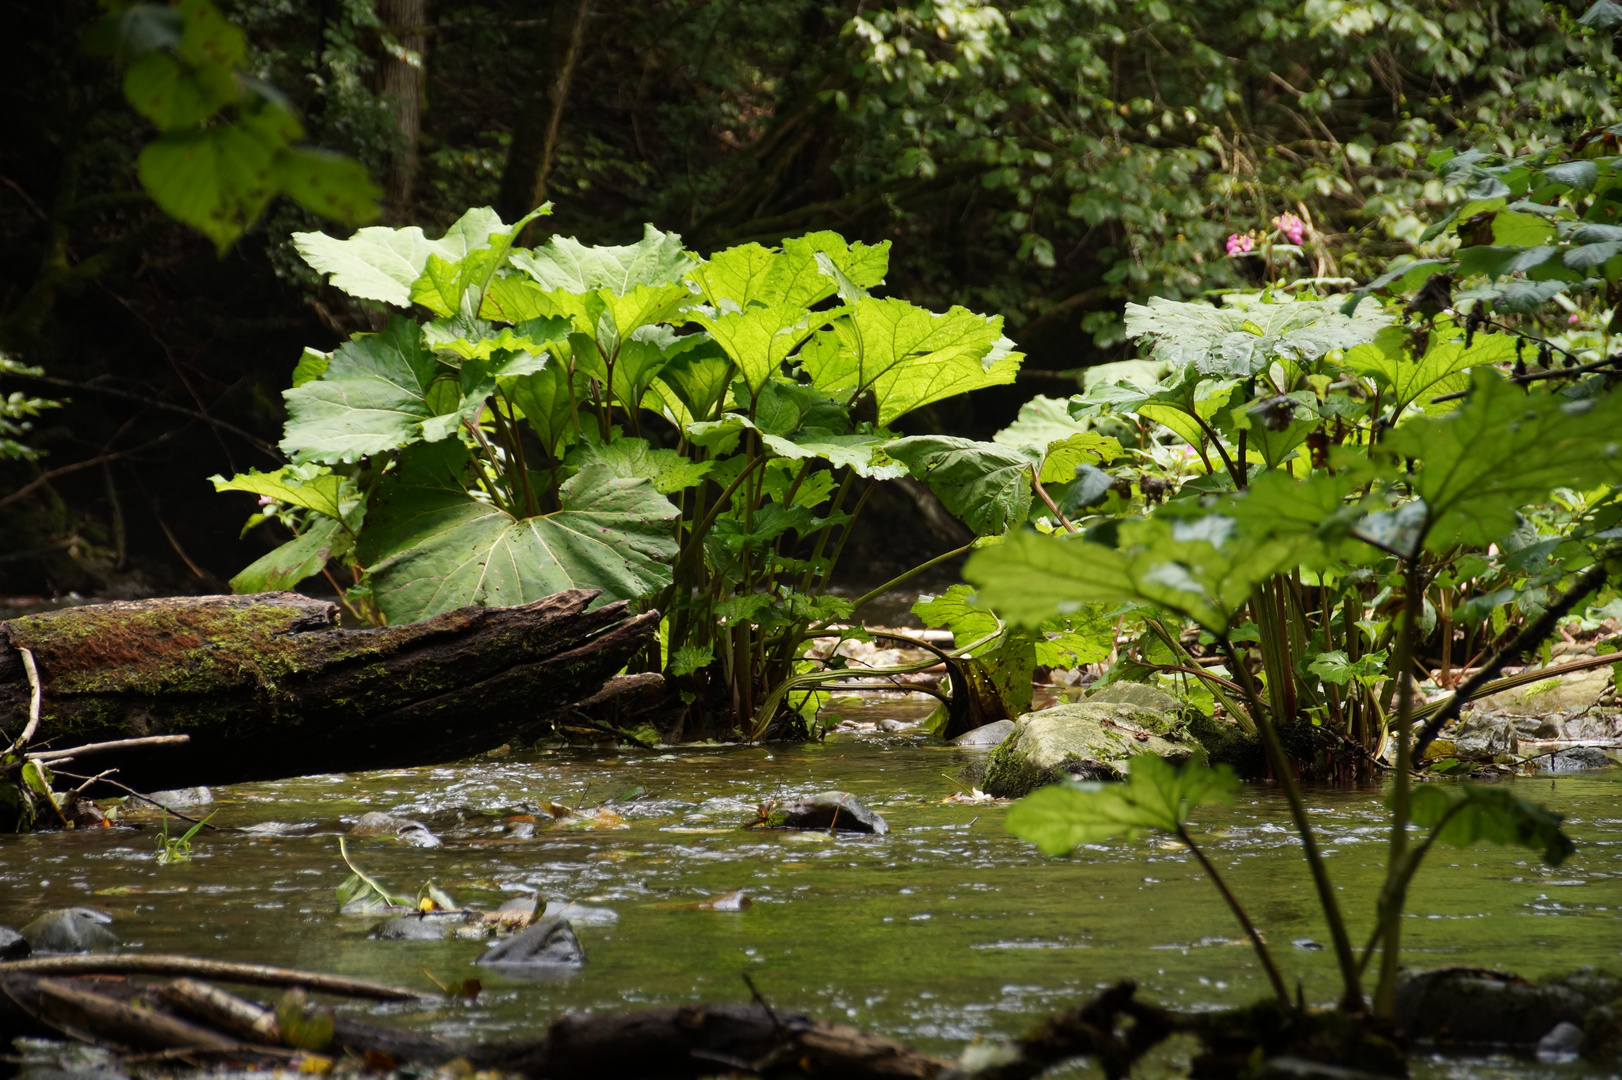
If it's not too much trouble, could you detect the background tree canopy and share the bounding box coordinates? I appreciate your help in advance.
[1,0,1617,596]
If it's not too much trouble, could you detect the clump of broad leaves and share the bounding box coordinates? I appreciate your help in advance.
[216,207,1121,735]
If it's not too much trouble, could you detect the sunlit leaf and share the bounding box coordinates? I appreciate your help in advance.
[1409,783,1574,865]
[885,436,1035,535]
[1006,755,1238,855]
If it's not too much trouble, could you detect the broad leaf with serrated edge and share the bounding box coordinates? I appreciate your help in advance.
[510,223,689,294]
[230,517,342,594]
[761,431,908,479]
[1341,323,1515,417]
[359,442,678,623]
[885,436,1034,536]
[567,436,711,494]
[293,206,522,307]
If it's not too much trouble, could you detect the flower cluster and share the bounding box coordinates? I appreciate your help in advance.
[1274,213,1305,245]
[1225,234,1253,256]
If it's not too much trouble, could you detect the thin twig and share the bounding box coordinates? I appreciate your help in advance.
[44,767,220,830]
[2,647,42,755]
[27,734,191,762]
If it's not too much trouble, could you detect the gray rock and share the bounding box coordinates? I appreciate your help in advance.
[1085,682,1181,712]
[350,811,442,848]
[877,719,911,733]
[1474,668,1613,715]
[1535,747,1615,773]
[0,926,31,960]
[1451,715,1519,757]
[775,791,888,834]
[951,720,1015,748]
[1254,1058,1395,1080]
[20,908,118,954]
[1395,967,1590,1044]
[369,914,462,941]
[475,917,584,969]
[1535,1021,1584,1063]
[982,702,1198,798]
[146,787,212,810]
[541,900,619,926]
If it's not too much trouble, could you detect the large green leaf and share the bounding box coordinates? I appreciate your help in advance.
[1377,371,1622,553]
[799,299,1022,424]
[124,49,236,129]
[1126,294,1393,375]
[359,442,679,623]
[501,364,579,460]
[885,436,1035,535]
[686,304,836,396]
[510,223,689,294]
[1006,755,1239,855]
[643,342,734,428]
[1340,323,1515,416]
[280,317,464,464]
[293,207,514,307]
[408,207,550,317]
[230,517,342,594]
[967,515,1320,634]
[1409,783,1573,865]
[138,122,276,253]
[685,232,889,311]
[271,148,381,229]
[566,436,711,494]
[993,395,1091,449]
[211,466,343,519]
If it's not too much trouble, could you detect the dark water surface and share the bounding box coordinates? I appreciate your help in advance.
[2,699,1618,1076]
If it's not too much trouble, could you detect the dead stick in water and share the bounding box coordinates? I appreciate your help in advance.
[28,735,191,761]
[0,956,430,1001]
[158,979,281,1044]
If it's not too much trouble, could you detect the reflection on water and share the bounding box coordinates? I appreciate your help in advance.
[1,699,1618,1074]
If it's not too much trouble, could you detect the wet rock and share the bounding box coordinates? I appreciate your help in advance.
[982,702,1198,798]
[878,719,912,733]
[0,925,31,959]
[951,720,1014,748]
[20,908,118,954]
[350,811,442,848]
[1473,667,1613,715]
[1534,747,1615,773]
[475,917,584,969]
[370,913,462,941]
[774,791,888,835]
[1448,715,1518,757]
[1536,1021,1584,1063]
[1395,967,1590,1044]
[692,891,750,911]
[146,787,212,810]
[541,900,619,926]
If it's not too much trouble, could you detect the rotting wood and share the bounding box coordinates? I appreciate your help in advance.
[0,590,660,792]
[157,979,281,1044]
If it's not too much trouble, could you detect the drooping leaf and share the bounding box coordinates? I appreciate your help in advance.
[358,442,679,623]
[229,517,342,594]
[211,466,345,519]
[1006,755,1238,855]
[799,300,1022,424]
[1377,370,1622,553]
[1038,432,1123,484]
[1409,783,1574,865]
[279,317,462,464]
[885,436,1035,535]
[510,223,689,294]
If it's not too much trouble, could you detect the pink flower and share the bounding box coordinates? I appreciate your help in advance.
[1274,212,1305,245]
[1568,313,1581,325]
[1226,233,1254,256]
[258,495,275,507]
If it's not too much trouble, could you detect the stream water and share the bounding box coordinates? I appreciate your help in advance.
[1,697,1619,1078]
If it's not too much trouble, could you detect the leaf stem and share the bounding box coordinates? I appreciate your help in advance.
[1029,465,1077,532]
[1374,556,1423,1017]
[1176,823,1290,1003]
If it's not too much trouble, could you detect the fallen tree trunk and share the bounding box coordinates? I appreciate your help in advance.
[0,591,658,793]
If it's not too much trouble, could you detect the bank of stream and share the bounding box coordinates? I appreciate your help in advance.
[2,696,1619,1078]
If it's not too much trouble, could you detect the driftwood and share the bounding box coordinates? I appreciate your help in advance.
[0,590,659,792]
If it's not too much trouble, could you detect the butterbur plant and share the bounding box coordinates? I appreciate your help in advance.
[217,205,1132,735]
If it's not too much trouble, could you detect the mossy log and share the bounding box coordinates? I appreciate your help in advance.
[0,590,657,792]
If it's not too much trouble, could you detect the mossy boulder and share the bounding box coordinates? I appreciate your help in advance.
[981,698,1202,798]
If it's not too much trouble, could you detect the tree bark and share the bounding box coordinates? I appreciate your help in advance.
[377,0,428,214]
[0,591,657,792]
[495,0,591,229]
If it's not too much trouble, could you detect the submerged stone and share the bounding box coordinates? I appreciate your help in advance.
[982,702,1199,798]
[21,908,118,954]
[951,720,1014,748]
[541,900,619,926]
[147,787,213,810]
[1534,747,1615,773]
[350,812,442,848]
[370,913,462,941]
[775,791,888,834]
[475,917,584,969]
[0,925,30,959]
[1395,967,1590,1044]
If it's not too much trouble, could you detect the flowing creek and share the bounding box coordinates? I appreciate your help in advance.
[1,697,1619,1078]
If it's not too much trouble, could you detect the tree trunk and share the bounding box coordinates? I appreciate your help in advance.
[0,591,656,793]
[377,0,428,214]
[495,0,591,229]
